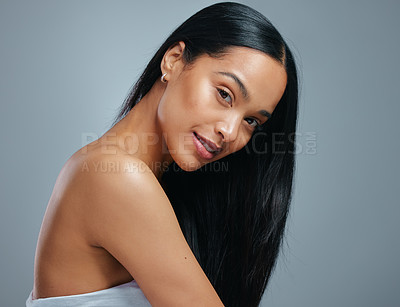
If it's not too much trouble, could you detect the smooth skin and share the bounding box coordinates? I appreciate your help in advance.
[33,41,287,306]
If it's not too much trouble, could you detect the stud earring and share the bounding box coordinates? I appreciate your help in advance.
[161,73,168,83]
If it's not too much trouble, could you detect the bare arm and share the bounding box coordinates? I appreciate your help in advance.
[71,154,224,307]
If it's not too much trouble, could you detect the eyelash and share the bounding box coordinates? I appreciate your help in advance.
[217,88,262,130]
[245,118,262,129]
[217,88,232,106]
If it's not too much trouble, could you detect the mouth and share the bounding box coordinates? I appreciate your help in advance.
[192,132,222,160]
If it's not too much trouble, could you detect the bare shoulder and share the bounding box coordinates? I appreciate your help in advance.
[63,146,167,228]
[60,146,224,306]
[68,144,159,188]
[71,145,172,226]
[63,143,160,189]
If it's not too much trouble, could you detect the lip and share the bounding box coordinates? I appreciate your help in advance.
[194,132,222,152]
[192,132,222,160]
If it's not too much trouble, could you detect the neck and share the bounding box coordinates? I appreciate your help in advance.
[100,79,173,181]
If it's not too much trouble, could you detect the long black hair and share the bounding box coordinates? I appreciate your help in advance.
[111,2,298,306]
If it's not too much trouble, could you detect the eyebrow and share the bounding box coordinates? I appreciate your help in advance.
[258,109,272,119]
[215,71,249,101]
[215,71,272,119]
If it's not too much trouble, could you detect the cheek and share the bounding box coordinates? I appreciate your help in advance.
[159,78,215,130]
[179,78,215,117]
[156,89,198,143]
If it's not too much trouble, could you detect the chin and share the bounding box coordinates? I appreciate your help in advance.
[164,137,220,172]
[163,141,204,172]
[173,157,203,172]
[166,148,205,171]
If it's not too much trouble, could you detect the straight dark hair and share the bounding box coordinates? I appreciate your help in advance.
[110,2,298,306]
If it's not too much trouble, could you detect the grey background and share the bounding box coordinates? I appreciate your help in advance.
[1,0,399,306]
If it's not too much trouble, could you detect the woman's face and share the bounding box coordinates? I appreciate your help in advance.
[157,42,287,171]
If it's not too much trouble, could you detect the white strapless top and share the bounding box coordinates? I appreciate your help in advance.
[26,280,152,307]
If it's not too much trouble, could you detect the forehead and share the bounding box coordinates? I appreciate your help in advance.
[191,46,287,112]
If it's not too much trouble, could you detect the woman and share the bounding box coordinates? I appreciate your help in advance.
[27,2,298,307]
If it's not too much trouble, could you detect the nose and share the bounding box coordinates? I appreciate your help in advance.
[215,113,242,143]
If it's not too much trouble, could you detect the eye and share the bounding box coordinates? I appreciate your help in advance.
[217,88,232,106]
[244,117,262,129]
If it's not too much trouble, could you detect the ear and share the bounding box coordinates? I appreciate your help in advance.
[160,41,186,81]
